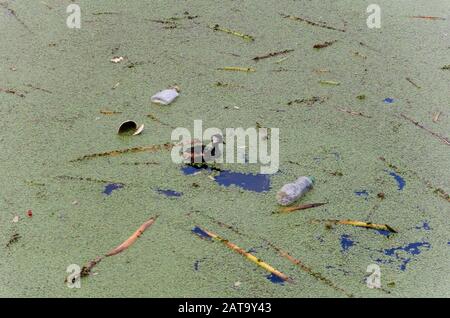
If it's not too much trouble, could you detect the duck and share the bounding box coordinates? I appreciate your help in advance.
[183,134,223,165]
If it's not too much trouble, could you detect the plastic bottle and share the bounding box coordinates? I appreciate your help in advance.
[276,176,315,206]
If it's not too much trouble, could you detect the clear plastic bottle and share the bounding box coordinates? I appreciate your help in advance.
[276,176,315,206]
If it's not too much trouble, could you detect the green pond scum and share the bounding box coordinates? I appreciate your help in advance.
[1,0,450,298]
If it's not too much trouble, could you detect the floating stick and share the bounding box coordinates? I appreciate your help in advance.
[79,216,158,277]
[193,226,291,282]
[191,214,351,296]
[410,16,446,20]
[209,24,254,41]
[252,49,294,61]
[277,202,327,214]
[315,219,397,233]
[319,80,340,86]
[400,113,450,146]
[217,67,255,72]
[71,143,173,162]
[106,216,159,256]
[281,13,346,33]
[337,108,371,118]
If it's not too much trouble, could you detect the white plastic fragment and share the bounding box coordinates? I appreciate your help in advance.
[133,124,145,136]
[12,215,19,223]
[110,56,124,63]
[151,87,179,105]
[276,176,315,206]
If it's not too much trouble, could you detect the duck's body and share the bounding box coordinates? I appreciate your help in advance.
[183,134,222,164]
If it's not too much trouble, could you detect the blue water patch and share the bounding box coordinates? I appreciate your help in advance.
[266,274,285,285]
[355,190,369,200]
[385,170,405,190]
[415,221,431,231]
[214,171,271,192]
[181,166,271,192]
[383,242,431,271]
[103,183,124,195]
[383,98,394,104]
[181,165,211,175]
[192,226,212,240]
[340,234,355,252]
[376,229,392,237]
[156,189,183,197]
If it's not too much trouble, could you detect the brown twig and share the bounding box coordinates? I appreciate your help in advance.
[405,77,421,89]
[80,216,158,277]
[313,40,337,49]
[400,113,450,146]
[70,143,173,162]
[252,49,294,61]
[106,216,159,256]
[337,108,371,118]
[0,87,25,98]
[281,13,346,33]
[277,203,327,214]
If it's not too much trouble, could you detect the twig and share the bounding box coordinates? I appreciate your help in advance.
[0,2,32,33]
[409,16,446,20]
[26,84,52,94]
[80,216,158,277]
[100,109,122,115]
[313,40,337,49]
[405,77,421,89]
[277,203,327,214]
[70,143,173,162]
[252,49,294,61]
[400,113,450,146]
[0,87,25,98]
[106,216,159,256]
[281,13,346,33]
[217,67,255,72]
[55,175,124,185]
[319,80,340,86]
[191,213,351,296]
[209,24,254,41]
[193,226,292,283]
[288,96,327,106]
[337,108,371,118]
[315,219,397,233]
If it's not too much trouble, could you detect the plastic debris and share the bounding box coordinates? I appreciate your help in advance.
[432,112,442,123]
[383,98,394,104]
[117,120,144,136]
[151,87,179,105]
[12,215,19,223]
[276,176,315,206]
[193,226,292,283]
[110,56,124,63]
[27,210,32,218]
